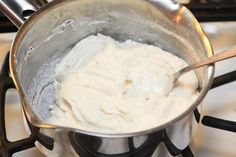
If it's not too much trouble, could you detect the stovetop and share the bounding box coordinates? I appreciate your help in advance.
[1,23,236,157]
[1,0,236,33]
[1,1,236,157]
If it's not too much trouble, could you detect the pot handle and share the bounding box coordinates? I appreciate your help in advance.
[0,0,44,28]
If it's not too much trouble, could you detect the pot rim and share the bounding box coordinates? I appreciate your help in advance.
[10,0,214,138]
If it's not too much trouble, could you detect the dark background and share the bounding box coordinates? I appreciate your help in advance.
[1,0,236,33]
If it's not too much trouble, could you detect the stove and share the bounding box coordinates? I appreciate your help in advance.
[1,1,236,157]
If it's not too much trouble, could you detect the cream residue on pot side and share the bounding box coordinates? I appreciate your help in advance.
[47,34,199,133]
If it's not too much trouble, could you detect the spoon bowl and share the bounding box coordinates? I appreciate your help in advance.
[169,46,236,93]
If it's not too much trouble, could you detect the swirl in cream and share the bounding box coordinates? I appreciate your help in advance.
[47,34,199,133]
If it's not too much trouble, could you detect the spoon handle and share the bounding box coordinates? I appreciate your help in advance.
[176,46,236,78]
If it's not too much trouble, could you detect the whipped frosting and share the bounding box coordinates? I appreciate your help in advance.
[47,34,199,133]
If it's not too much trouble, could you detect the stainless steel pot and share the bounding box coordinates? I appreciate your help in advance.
[0,0,214,156]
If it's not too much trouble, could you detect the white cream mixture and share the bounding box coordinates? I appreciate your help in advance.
[47,34,199,133]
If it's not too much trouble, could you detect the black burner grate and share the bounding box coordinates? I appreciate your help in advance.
[0,53,53,157]
[201,72,236,132]
[1,0,236,33]
[187,0,236,22]
[68,129,194,157]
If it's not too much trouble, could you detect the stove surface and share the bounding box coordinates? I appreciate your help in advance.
[1,22,236,157]
[191,22,236,157]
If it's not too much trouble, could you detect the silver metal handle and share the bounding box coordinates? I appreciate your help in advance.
[174,46,236,80]
[0,0,42,28]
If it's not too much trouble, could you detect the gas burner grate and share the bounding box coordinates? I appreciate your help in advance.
[186,0,236,22]
[0,53,53,157]
[68,129,194,157]
[1,1,236,33]
[201,71,236,132]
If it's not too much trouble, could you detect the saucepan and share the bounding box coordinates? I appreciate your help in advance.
[0,0,214,156]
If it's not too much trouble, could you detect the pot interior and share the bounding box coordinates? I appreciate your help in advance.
[11,0,213,135]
